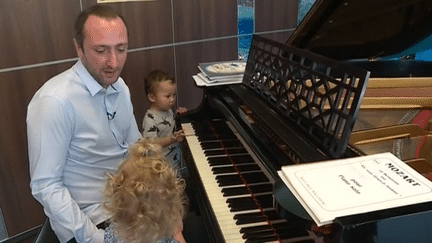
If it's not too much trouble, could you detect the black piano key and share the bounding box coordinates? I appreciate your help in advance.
[240,224,273,234]
[212,163,260,175]
[208,154,255,166]
[192,121,236,137]
[240,225,273,234]
[228,197,257,212]
[221,186,249,196]
[235,210,281,225]
[217,175,242,186]
[190,125,213,134]
[245,230,316,243]
[222,183,272,197]
[235,212,266,225]
[244,229,310,238]
[241,222,310,238]
[200,139,242,149]
[197,133,238,141]
[239,210,279,221]
[242,229,276,240]
[216,171,269,186]
[228,195,273,212]
[191,119,232,131]
[217,139,244,147]
[241,172,270,184]
[196,134,224,141]
[204,147,248,156]
[191,120,224,130]
[245,235,279,243]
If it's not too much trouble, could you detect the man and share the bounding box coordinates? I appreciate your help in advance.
[27,4,141,242]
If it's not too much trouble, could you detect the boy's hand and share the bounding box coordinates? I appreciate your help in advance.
[173,130,185,142]
[176,107,188,116]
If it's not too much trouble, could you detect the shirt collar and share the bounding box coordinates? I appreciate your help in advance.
[74,60,122,96]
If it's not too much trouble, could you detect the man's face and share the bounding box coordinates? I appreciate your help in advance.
[74,15,128,88]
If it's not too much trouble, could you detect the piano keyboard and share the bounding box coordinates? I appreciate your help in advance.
[182,120,324,243]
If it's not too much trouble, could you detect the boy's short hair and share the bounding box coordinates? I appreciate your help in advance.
[103,137,187,242]
[144,70,176,97]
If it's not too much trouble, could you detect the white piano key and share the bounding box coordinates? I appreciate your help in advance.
[183,123,245,242]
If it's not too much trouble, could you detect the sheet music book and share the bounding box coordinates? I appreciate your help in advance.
[278,152,432,226]
[198,60,246,81]
[192,74,243,87]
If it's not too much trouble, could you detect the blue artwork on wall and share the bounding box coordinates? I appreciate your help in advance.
[238,0,254,60]
[298,0,317,25]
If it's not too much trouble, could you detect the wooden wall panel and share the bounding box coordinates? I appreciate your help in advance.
[175,38,238,110]
[173,0,238,42]
[0,0,80,69]
[255,0,299,33]
[83,0,174,48]
[0,62,75,236]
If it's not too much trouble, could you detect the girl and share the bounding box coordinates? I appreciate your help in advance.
[103,138,187,243]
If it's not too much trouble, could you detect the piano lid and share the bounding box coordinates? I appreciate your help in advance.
[287,0,432,61]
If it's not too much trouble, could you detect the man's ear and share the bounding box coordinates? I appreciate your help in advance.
[148,93,156,103]
[73,38,84,58]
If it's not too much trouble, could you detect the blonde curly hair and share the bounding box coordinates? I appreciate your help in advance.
[103,137,187,243]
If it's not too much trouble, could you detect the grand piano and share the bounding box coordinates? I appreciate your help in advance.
[180,0,432,242]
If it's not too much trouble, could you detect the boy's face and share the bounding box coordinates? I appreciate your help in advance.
[149,81,177,112]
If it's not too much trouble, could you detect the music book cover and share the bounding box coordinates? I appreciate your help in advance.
[198,60,246,80]
[192,74,243,87]
[278,152,432,226]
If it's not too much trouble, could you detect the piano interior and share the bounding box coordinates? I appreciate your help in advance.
[180,0,432,242]
[351,77,432,176]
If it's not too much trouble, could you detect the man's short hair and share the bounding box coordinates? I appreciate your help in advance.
[74,4,128,50]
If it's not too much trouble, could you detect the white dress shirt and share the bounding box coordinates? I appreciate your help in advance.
[27,60,141,243]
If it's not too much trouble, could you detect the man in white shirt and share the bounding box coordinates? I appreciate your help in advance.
[27,4,141,242]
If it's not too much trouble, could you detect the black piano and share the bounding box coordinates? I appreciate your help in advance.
[180,0,432,242]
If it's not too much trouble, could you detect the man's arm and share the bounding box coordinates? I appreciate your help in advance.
[124,103,141,145]
[27,96,104,243]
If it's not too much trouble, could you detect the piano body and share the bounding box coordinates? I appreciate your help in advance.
[180,0,432,242]
[287,0,432,163]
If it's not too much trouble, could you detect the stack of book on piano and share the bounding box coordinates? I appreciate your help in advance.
[193,60,246,86]
[278,152,432,227]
